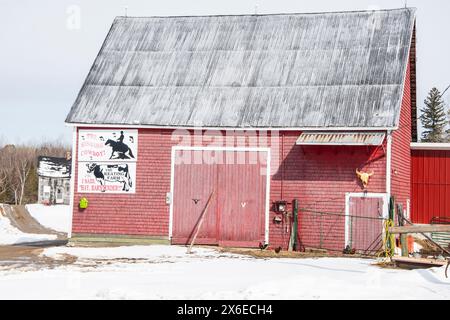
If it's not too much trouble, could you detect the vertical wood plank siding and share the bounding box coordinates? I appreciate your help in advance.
[411,150,450,224]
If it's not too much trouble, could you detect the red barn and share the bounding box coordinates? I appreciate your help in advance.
[65,8,417,252]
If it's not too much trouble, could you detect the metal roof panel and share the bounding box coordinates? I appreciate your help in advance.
[65,8,416,129]
[296,132,386,145]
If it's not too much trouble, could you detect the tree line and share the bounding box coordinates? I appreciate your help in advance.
[0,142,70,205]
[420,87,450,142]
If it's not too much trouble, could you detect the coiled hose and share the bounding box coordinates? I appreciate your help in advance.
[378,219,395,260]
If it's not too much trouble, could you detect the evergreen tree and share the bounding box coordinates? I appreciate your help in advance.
[420,87,447,142]
[447,108,450,142]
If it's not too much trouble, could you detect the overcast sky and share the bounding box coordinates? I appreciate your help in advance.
[0,0,449,145]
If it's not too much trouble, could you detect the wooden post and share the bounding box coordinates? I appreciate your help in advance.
[386,196,396,257]
[397,204,408,257]
[288,200,299,251]
[187,190,215,254]
[292,199,299,251]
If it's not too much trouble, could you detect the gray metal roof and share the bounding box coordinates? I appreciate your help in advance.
[296,132,386,145]
[66,8,416,129]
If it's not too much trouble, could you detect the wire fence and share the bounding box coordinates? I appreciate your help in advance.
[298,208,386,256]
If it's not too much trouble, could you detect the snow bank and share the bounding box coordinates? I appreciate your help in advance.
[0,245,435,300]
[0,205,57,245]
[26,204,71,233]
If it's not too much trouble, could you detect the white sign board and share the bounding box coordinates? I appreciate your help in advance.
[78,129,138,162]
[78,162,136,193]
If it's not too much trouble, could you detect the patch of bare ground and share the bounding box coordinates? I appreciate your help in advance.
[217,247,375,260]
[373,260,398,269]
[0,245,77,272]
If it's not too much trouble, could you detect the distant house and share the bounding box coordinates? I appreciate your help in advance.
[37,155,71,205]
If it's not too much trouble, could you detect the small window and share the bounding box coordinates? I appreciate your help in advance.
[43,186,51,200]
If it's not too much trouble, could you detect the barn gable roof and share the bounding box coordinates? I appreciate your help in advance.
[65,8,416,129]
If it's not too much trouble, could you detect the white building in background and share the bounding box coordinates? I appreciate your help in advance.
[37,155,71,205]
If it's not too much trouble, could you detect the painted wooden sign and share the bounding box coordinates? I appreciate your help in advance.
[78,162,136,193]
[78,129,138,162]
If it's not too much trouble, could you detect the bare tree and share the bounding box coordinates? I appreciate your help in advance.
[15,149,34,205]
[0,169,7,198]
[1,145,31,204]
[0,141,70,205]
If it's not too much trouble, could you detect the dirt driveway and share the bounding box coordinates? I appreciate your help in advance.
[0,205,66,241]
[0,244,74,272]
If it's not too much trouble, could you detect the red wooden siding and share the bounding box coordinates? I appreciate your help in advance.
[391,60,412,211]
[71,129,174,237]
[411,149,450,224]
[72,129,388,250]
[273,134,387,251]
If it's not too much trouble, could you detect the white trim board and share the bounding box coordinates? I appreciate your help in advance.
[344,192,389,248]
[386,131,392,196]
[410,142,450,151]
[169,146,271,245]
[68,127,77,239]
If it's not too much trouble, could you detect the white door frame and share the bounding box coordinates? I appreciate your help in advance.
[344,192,389,248]
[169,146,271,245]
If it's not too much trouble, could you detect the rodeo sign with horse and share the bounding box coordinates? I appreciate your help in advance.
[77,129,138,193]
[78,129,138,162]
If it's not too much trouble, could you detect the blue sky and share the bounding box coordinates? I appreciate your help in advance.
[0,0,449,145]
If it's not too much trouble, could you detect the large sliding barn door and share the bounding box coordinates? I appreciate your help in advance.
[217,151,267,247]
[171,149,267,247]
[171,160,218,245]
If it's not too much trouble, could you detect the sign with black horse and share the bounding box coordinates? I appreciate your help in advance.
[78,129,138,162]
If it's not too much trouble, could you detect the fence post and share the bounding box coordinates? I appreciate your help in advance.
[385,196,396,257]
[397,203,408,257]
[292,199,299,251]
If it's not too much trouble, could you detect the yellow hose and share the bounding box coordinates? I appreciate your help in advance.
[378,219,395,260]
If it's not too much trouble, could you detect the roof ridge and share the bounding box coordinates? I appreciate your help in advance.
[114,7,416,20]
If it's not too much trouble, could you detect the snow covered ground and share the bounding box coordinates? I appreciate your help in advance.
[0,205,57,245]
[0,245,449,300]
[26,204,71,233]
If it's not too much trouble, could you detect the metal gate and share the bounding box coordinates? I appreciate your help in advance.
[170,147,270,247]
[431,217,450,249]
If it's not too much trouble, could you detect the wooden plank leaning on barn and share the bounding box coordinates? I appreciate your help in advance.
[186,191,216,254]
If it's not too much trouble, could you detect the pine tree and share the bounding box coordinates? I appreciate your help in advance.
[420,87,447,142]
[447,108,450,142]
